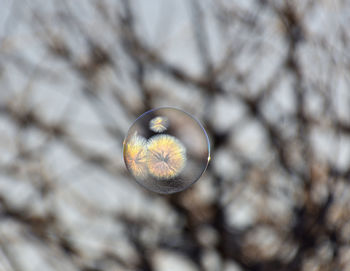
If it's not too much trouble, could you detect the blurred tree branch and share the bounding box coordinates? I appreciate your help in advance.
[0,0,349,271]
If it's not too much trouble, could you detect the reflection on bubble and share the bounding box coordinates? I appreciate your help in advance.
[147,134,186,179]
[149,116,168,133]
[123,107,210,194]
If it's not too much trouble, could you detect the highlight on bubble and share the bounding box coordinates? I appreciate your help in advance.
[123,133,148,179]
[146,134,186,180]
[149,116,168,133]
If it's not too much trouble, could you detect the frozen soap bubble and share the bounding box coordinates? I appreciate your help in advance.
[123,107,210,194]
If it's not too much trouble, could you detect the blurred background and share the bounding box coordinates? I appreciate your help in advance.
[0,0,350,270]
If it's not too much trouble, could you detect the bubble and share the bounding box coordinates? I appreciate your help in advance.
[123,107,210,194]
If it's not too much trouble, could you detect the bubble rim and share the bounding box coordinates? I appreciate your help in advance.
[123,106,211,194]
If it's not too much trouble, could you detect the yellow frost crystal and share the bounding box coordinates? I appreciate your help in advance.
[147,134,186,179]
[149,116,168,133]
[124,133,148,178]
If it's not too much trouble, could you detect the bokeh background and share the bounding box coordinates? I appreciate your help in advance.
[0,0,350,270]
